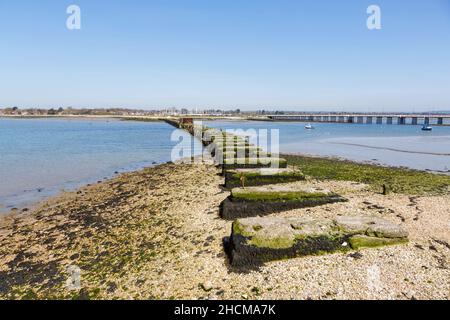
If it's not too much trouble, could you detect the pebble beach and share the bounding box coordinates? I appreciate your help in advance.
[0,159,449,300]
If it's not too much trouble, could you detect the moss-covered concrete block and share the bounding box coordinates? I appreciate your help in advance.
[221,185,346,219]
[224,168,305,188]
[212,135,246,143]
[214,147,266,160]
[220,151,271,161]
[212,141,252,150]
[222,157,287,170]
[226,216,408,268]
[211,144,262,156]
[219,145,260,153]
[202,132,247,146]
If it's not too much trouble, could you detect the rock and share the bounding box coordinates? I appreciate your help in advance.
[348,252,363,259]
[224,168,305,188]
[221,157,288,170]
[335,216,408,238]
[199,281,213,292]
[382,184,391,195]
[203,133,248,147]
[216,290,225,296]
[214,145,260,153]
[221,185,347,219]
[215,149,268,161]
[226,216,408,268]
[349,235,407,250]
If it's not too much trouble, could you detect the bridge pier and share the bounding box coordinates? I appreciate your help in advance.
[266,114,448,125]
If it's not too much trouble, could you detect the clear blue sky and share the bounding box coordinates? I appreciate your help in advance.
[1,0,450,111]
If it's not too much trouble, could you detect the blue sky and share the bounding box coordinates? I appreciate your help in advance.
[1,0,450,111]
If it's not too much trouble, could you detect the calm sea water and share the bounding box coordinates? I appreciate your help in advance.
[204,120,450,173]
[0,118,200,212]
[1,118,449,213]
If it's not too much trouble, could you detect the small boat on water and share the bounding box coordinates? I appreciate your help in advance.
[304,124,315,130]
[421,124,432,131]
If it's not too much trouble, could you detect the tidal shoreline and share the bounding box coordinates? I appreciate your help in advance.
[0,156,449,299]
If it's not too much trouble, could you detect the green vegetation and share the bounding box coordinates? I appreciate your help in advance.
[231,189,331,202]
[232,220,295,249]
[284,154,450,195]
[121,117,162,122]
[231,216,409,260]
[217,146,260,152]
[229,170,303,179]
[213,142,252,149]
[349,235,408,250]
[225,170,304,188]
[223,157,287,169]
[221,150,269,159]
[233,219,346,251]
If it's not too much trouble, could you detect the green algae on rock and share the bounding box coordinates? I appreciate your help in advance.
[348,235,408,249]
[213,146,262,156]
[227,216,408,268]
[219,145,261,152]
[222,157,288,170]
[224,168,305,188]
[219,151,271,162]
[220,185,347,219]
[284,154,450,196]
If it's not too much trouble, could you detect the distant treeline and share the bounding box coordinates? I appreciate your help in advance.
[0,107,157,116]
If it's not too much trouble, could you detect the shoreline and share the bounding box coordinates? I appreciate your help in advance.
[0,155,449,299]
[1,153,449,217]
[283,152,450,176]
[0,160,164,216]
[0,115,256,121]
[2,114,450,125]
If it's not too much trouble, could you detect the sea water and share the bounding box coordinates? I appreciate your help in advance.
[0,118,200,212]
[204,120,450,173]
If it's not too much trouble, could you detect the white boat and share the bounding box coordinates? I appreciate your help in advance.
[421,124,432,131]
[304,124,314,130]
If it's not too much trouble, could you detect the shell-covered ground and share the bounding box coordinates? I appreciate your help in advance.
[0,162,449,300]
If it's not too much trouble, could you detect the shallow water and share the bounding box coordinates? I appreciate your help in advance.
[1,118,449,213]
[0,118,200,212]
[203,120,450,173]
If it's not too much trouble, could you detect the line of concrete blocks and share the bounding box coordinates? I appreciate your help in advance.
[196,124,288,171]
[192,124,409,268]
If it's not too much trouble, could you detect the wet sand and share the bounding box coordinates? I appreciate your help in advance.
[0,161,449,300]
[331,142,450,156]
